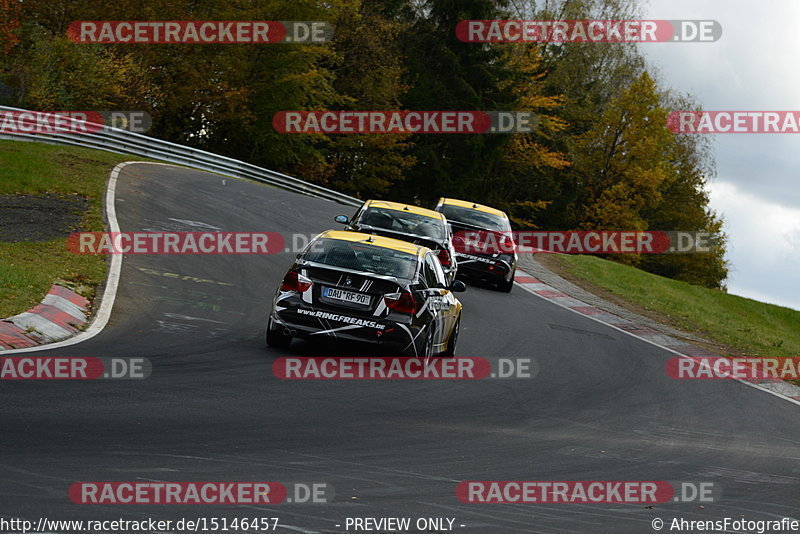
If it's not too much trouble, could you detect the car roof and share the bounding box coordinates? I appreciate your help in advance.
[316,230,429,257]
[437,197,508,218]
[365,200,446,221]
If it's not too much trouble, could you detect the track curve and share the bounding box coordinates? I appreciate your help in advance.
[2,164,798,533]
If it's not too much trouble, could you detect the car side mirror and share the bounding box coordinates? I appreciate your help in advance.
[448,280,467,293]
[334,215,349,224]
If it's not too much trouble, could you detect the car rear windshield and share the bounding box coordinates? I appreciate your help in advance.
[438,204,510,231]
[359,207,445,241]
[304,238,418,279]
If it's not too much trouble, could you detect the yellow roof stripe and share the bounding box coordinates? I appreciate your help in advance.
[439,197,508,218]
[366,199,445,220]
[318,230,426,256]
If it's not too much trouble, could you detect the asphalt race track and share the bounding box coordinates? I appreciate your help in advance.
[2,164,799,533]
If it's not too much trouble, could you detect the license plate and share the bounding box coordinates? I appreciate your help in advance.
[323,286,371,306]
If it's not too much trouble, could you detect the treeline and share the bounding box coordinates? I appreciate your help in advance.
[0,0,728,288]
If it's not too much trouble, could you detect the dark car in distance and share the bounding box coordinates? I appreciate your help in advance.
[434,197,517,293]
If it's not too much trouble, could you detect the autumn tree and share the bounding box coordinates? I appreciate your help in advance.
[1,0,727,287]
[639,92,729,288]
[6,32,158,111]
[387,0,517,205]
[573,71,671,235]
[0,0,20,54]
[508,0,646,228]
[315,0,415,196]
[488,43,570,229]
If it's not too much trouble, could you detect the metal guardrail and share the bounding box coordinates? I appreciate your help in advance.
[0,105,362,207]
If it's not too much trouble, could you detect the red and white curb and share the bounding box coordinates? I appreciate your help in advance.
[514,271,800,406]
[0,285,89,350]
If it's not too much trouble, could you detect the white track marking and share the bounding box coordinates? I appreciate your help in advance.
[514,273,800,408]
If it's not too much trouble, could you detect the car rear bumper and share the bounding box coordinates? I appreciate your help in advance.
[270,307,423,355]
[455,253,515,283]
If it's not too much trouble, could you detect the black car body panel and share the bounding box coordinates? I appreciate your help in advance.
[339,200,458,284]
[268,230,462,356]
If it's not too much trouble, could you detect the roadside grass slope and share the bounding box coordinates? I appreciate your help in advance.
[553,254,800,360]
[0,140,131,318]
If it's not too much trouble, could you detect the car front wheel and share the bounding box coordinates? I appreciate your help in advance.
[442,316,460,357]
[420,327,436,363]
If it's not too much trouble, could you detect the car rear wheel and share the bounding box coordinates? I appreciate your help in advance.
[442,316,460,357]
[266,317,292,349]
[499,270,515,293]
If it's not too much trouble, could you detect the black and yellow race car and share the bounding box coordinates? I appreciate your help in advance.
[434,197,517,293]
[334,199,458,284]
[266,230,465,357]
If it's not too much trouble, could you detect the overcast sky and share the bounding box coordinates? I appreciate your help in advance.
[641,0,800,310]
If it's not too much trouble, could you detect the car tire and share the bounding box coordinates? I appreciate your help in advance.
[266,317,292,349]
[499,271,515,293]
[421,327,436,364]
[442,316,460,357]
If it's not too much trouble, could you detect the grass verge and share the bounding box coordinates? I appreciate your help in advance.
[0,140,133,318]
[547,254,799,360]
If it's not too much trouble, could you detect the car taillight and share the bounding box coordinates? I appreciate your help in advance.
[437,248,452,267]
[491,261,508,273]
[500,234,516,253]
[384,291,418,314]
[280,271,312,292]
